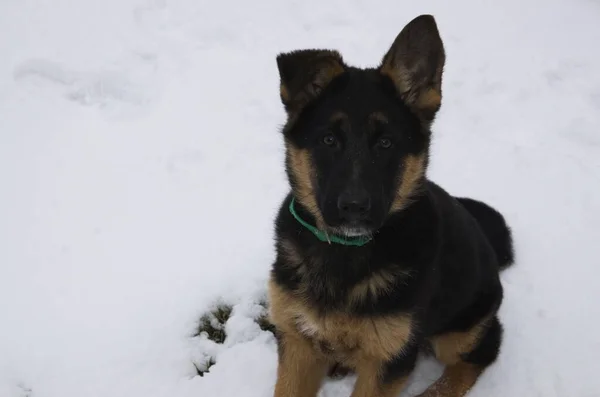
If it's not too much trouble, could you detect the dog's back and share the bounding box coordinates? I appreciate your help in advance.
[456,195,515,270]
[421,181,509,337]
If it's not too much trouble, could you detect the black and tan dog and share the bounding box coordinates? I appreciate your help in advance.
[267,14,514,397]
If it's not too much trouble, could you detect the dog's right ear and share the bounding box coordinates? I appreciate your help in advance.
[276,49,346,115]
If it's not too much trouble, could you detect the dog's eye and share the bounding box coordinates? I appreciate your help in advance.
[379,138,392,149]
[323,134,336,146]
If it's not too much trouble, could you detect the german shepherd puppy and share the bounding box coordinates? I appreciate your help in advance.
[267,14,514,397]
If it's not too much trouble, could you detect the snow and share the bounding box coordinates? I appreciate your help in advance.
[1,0,600,396]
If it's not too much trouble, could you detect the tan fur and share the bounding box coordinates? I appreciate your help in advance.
[380,64,442,124]
[380,62,443,104]
[430,316,491,365]
[268,279,413,365]
[298,58,344,105]
[379,15,445,124]
[273,330,329,397]
[390,153,426,213]
[286,144,326,227]
[416,87,442,112]
[280,50,345,115]
[415,362,482,397]
[415,317,491,396]
[379,64,416,99]
[330,110,349,125]
[351,363,408,397]
[310,53,345,94]
[370,111,389,123]
[279,84,289,103]
[348,266,411,306]
[269,277,414,397]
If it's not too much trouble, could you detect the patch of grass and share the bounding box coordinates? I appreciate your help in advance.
[193,303,233,377]
[195,303,233,344]
[212,304,233,324]
[193,298,278,378]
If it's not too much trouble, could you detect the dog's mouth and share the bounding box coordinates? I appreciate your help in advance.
[323,215,383,239]
[329,225,374,238]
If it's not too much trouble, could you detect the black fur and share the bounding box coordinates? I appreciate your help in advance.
[273,182,510,336]
[283,68,428,234]
[456,198,515,269]
[382,342,420,383]
[463,316,504,367]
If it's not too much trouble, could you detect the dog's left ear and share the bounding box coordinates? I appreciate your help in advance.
[380,15,446,123]
[276,49,346,115]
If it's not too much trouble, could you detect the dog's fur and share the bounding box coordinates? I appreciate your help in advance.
[267,15,514,397]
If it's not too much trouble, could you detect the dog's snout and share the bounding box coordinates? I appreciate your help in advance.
[337,190,371,221]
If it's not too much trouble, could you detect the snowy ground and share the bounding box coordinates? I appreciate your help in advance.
[1,0,600,396]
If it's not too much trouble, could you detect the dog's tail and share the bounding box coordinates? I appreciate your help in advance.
[457,197,515,270]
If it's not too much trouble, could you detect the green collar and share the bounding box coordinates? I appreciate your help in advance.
[288,197,372,247]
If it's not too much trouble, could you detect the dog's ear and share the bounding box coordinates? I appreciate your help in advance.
[276,49,346,114]
[380,15,445,123]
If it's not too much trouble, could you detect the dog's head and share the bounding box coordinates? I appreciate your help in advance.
[277,15,445,237]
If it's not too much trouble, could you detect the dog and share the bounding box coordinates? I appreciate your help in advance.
[267,14,514,397]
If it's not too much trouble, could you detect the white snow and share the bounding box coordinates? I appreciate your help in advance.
[1,0,600,396]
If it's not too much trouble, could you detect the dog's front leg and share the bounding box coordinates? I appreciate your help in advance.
[350,362,408,397]
[350,351,417,397]
[273,331,328,397]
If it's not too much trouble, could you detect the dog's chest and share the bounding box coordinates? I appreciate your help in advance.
[268,278,413,364]
[294,312,362,362]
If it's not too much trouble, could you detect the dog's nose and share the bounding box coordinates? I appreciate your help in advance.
[337,190,371,221]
